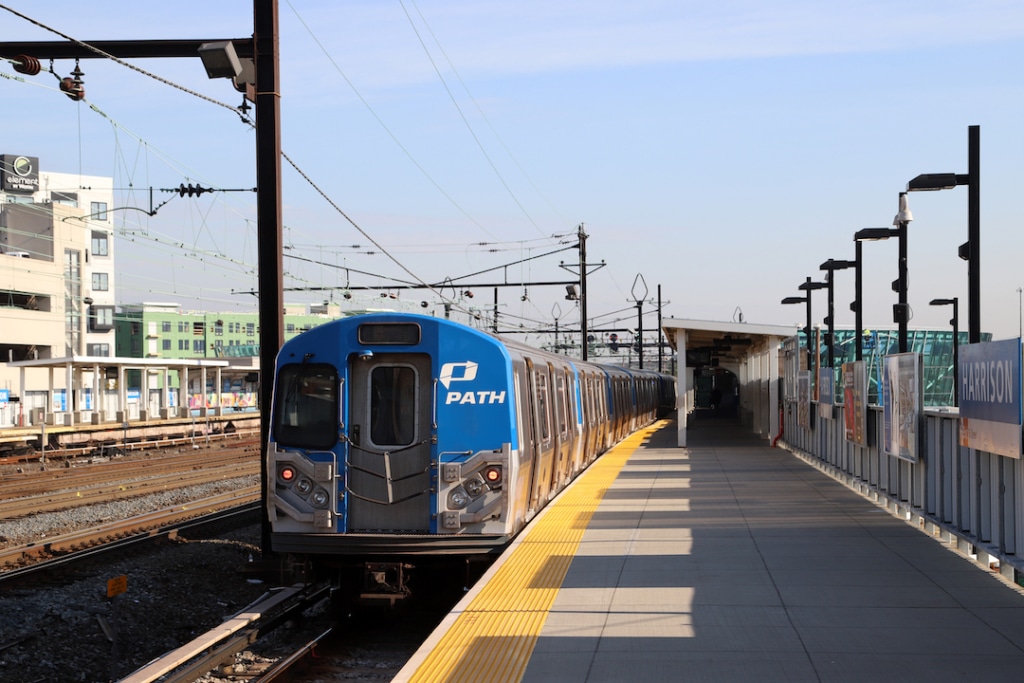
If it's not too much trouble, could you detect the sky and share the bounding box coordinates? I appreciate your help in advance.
[3,1,1024,347]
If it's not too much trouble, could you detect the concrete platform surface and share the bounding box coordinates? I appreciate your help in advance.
[399,416,1024,682]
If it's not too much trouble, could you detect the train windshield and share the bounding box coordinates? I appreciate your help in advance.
[369,365,416,446]
[273,362,339,450]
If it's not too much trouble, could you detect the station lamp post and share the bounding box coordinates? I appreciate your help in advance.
[819,259,856,369]
[782,276,827,372]
[853,227,900,360]
[929,297,960,406]
[631,274,649,370]
[781,294,809,369]
[892,193,913,353]
[852,192,914,356]
[907,125,980,343]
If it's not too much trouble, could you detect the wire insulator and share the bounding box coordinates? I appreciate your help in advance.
[12,54,41,76]
[58,76,85,101]
[177,183,211,197]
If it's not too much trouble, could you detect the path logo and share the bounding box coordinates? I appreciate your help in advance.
[439,361,478,389]
[439,361,506,405]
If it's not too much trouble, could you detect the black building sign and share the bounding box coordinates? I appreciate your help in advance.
[1,154,40,193]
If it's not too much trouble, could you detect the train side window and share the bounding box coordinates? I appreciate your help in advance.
[369,365,416,446]
[535,371,551,441]
[273,362,339,450]
[555,371,568,435]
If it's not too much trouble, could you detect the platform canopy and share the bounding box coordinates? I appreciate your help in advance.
[661,318,796,448]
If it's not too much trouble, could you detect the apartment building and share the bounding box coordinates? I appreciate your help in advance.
[0,154,115,423]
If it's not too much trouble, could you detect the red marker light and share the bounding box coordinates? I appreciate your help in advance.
[484,466,502,486]
[279,465,297,483]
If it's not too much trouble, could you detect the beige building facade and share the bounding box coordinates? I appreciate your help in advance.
[0,154,116,425]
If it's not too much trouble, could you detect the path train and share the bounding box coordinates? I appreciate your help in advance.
[265,312,675,593]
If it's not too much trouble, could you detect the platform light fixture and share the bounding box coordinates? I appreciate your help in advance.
[906,126,980,343]
[891,192,913,353]
[929,297,960,406]
[819,259,856,369]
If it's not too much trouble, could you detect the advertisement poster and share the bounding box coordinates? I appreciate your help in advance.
[798,372,810,429]
[818,367,834,419]
[881,353,922,463]
[959,338,1022,459]
[843,361,867,446]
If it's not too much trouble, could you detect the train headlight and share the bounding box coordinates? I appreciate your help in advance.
[464,476,484,498]
[278,465,297,485]
[483,465,503,487]
[310,488,330,508]
[295,477,314,495]
[448,488,470,509]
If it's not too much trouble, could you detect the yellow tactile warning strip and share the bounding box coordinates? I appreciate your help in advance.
[398,420,668,683]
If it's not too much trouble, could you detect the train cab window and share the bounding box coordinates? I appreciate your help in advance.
[535,371,551,441]
[273,363,339,450]
[369,365,416,447]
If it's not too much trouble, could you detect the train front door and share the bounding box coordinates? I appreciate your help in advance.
[347,353,433,532]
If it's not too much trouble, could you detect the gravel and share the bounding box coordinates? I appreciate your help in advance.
[0,454,269,683]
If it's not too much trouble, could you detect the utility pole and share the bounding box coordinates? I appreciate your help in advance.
[657,284,664,373]
[559,223,604,361]
[492,287,499,334]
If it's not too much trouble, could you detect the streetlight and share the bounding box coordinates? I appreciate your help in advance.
[892,192,913,353]
[854,227,900,360]
[906,125,980,343]
[929,297,959,406]
[819,258,856,369]
[631,274,649,370]
[782,276,826,371]
[781,295,808,366]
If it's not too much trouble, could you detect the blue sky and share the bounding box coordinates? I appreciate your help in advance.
[3,1,1024,344]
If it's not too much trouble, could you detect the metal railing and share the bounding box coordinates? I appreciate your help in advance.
[779,398,1024,585]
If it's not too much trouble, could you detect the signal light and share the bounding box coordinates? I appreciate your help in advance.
[279,465,297,483]
[483,466,502,486]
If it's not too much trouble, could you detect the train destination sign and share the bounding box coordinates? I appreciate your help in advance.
[959,338,1022,459]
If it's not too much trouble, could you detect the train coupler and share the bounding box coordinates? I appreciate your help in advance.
[360,562,413,605]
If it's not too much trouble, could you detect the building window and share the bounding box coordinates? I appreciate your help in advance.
[286,323,295,333]
[89,305,115,331]
[246,322,255,337]
[179,339,188,351]
[214,320,224,336]
[178,321,188,333]
[91,272,109,291]
[51,191,78,207]
[90,201,108,221]
[86,343,110,357]
[162,339,171,351]
[162,321,171,333]
[91,230,109,256]
[193,339,205,353]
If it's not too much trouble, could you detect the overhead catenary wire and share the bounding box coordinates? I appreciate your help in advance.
[397,0,555,244]
[0,6,613,333]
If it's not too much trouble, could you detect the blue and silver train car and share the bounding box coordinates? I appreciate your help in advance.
[266,312,674,588]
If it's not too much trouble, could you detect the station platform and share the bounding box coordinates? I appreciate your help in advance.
[394,414,1024,682]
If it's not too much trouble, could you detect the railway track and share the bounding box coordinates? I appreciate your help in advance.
[118,583,333,683]
[0,443,257,519]
[0,488,260,573]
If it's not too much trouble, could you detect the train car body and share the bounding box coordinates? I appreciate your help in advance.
[265,313,674,586]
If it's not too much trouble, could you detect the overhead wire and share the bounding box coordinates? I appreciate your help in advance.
[1,5,591,329]
[282,0,502,244]
[397,0,554,244]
